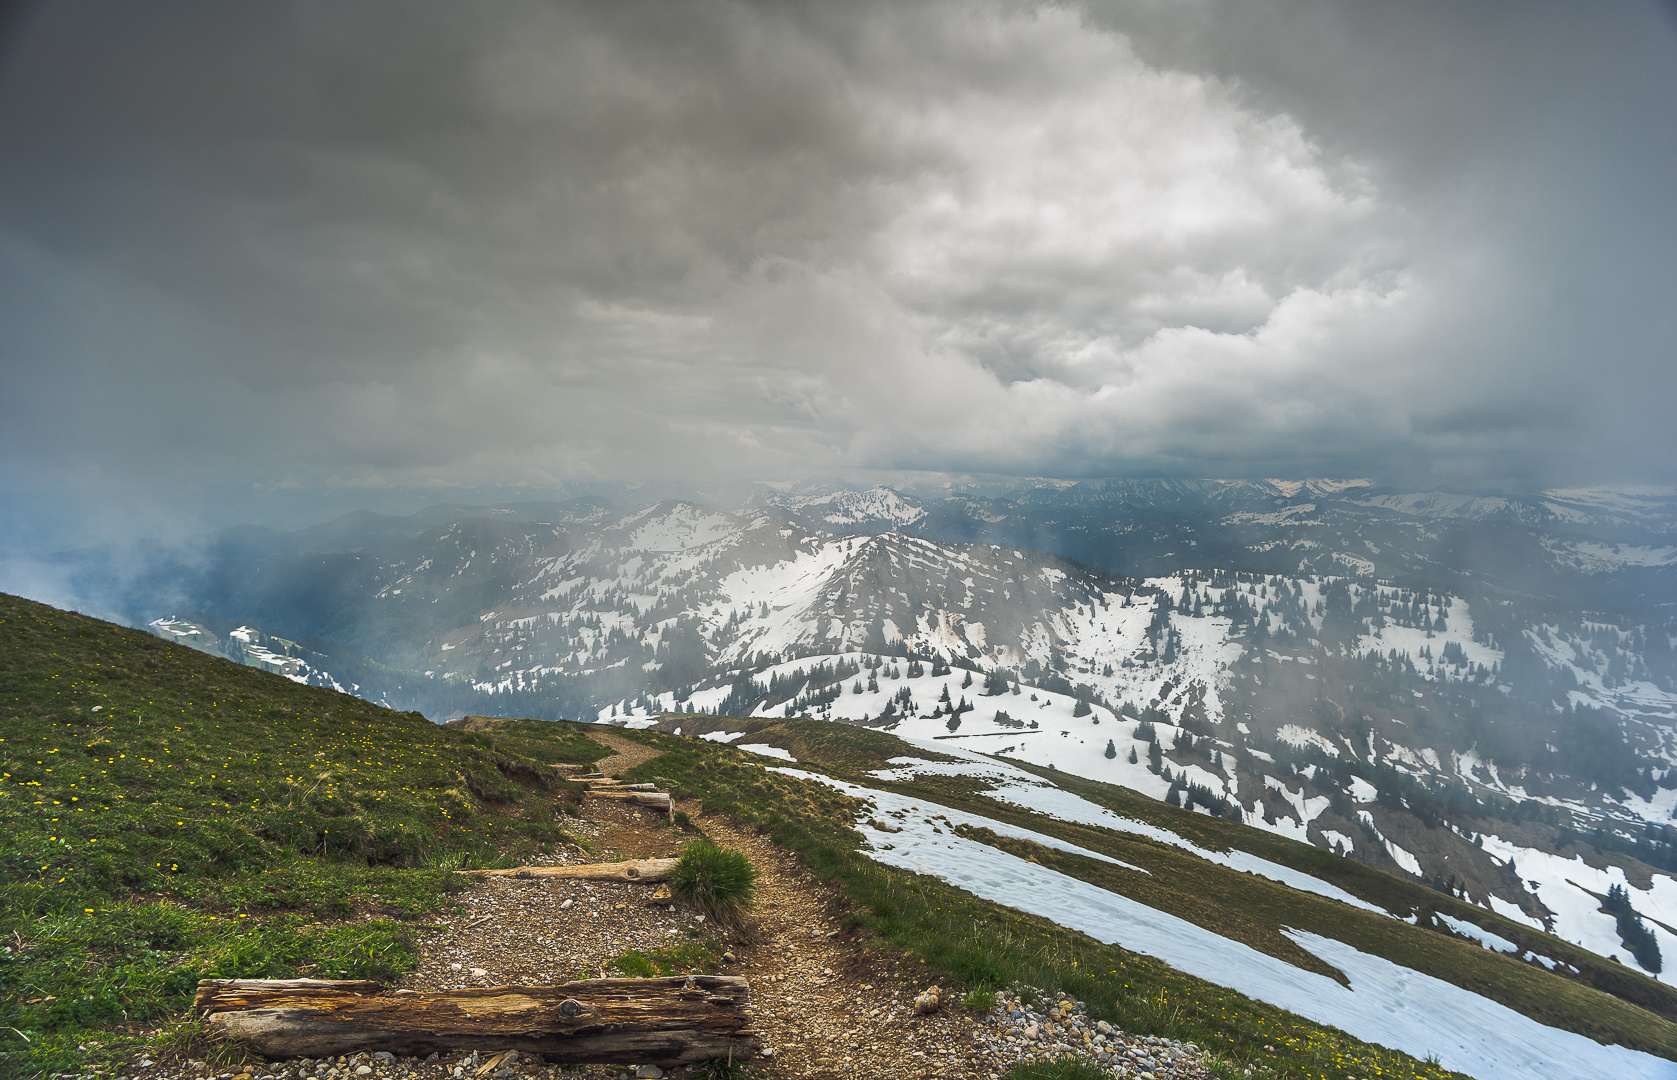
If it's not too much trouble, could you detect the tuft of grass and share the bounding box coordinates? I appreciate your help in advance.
[962,986,999,1012]
[687,1055,754,1080]
[609,941,720,978]
[668,840,758,923]
[1006,1061,1110,1080]
[149,1010,251,1070]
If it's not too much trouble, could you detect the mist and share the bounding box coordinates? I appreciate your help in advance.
[2,0,1675,572]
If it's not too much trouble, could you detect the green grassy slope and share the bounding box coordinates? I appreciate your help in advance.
[0,593,604,1076]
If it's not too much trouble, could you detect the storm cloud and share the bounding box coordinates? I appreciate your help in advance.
[2,0,1674,537]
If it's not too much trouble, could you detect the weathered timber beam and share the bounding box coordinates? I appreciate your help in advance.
[455,857,677,882]
[195,980,383,1009]
[198,977,756,1065]
[585,791,672,810]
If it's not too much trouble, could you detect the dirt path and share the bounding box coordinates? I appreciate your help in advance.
[700,813,987,1079]
[398,777,989,1078]
[587,728,668,776]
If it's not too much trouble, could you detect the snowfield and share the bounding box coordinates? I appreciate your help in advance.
[1478,833,1677,985]
[877,737,1386,914]
[770,763,1677,1080]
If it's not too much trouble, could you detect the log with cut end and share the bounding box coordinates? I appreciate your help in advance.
[456,857,678,882]
[196,976,757,1065]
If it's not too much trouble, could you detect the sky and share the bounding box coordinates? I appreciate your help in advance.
[1,0,1675,544]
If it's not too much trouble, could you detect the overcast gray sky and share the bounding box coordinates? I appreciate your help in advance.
[2,0,1675,540]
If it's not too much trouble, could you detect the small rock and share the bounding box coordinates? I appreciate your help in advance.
[646,885,673,907]
[372,1054,395,1064]
[469,968,488,979]
[722,951,736,962]
[913,985,942,1015]
[633,1067,664,1079]
[354,1068,372,1077]
[559,898,574,911]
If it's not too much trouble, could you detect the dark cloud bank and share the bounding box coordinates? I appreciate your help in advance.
[1,0,1674,547]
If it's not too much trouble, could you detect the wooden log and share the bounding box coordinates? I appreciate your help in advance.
[195,979,384,1005]
[583,781,660,791]
[591,789,675,822]
[455,857,678,882]
[586,790,673,811]
[197,976,757,1065]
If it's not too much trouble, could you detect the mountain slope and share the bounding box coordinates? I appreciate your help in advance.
[11,590,1677,1080]
[0,591,602,1074]
[126,491,1677,985]
[626,716,1677,1079]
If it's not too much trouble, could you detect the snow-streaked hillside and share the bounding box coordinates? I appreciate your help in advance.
[754,485,929,529]
[764,748,1675,1080]
[139,486,1677,992]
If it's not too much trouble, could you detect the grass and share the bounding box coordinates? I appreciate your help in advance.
[1005,1062,1110,1080]
[668,840,758,924]
[0,593,612,1077]
[686,1055,754,1080]
[609,941,721,978]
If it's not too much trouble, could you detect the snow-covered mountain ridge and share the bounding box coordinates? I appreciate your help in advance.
[136,483,1677,989]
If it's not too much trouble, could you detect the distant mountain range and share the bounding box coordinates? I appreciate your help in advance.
[78,477,1677,981]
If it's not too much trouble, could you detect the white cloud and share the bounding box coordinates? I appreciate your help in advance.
[0,0,1672,535]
